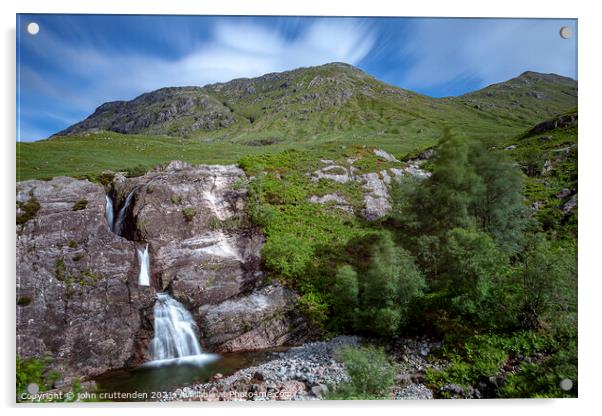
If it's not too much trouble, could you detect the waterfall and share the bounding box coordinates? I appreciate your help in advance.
[105,195,114,231]
[113,189,136,235]
[147,293,217,366]
[137,244,150,286]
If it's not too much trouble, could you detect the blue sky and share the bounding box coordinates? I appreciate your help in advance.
[16,15,577,141]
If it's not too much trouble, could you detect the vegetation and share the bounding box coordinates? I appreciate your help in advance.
[328,345,396,399]
[16,197,40,225]
[72,199,88,211]
[14,64,578,399]
[182,207,197,222]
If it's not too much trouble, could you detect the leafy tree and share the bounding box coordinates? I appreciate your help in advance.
[515,234,577,329]
[332,265,359,328]
[338,232,426,337]
[468,142,526,253]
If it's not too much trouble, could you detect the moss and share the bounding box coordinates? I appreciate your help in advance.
[96,172,115,186]
[16,197,41,225]
[182,207,197,222]
[17,296,32,306]
[72,199,88,211]
[54,258,66,281]
[67,240,78,248]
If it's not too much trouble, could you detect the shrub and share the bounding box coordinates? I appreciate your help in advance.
[124,164,148,178]
[16,197,40,225]
[182,207,196,222]
[329,345,395,399]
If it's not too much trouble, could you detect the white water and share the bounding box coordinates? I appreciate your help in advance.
[113,189,136,235]
[137,244,151,286]
[148,293,215,366]
[105,195,114,231]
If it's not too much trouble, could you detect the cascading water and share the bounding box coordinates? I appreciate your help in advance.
[137,244,150,286]
[113,189,136,235]
[105,195,114,231]
[147,293,217,366]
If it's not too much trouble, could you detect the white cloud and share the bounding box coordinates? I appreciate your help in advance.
[18,18,376,140]
[400,18,577,93]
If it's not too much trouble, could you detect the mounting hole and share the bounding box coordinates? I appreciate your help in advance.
[27,22,40,35]
[559,26,572,39]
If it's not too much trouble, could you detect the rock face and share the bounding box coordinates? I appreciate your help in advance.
[310,150,431,221]
[198,283,309,352]
[16,163,308,381]
[16,177,155,380]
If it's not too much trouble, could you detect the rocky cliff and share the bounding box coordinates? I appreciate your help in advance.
[16,162,309,382]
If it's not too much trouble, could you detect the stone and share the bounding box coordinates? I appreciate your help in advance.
[311,384,328,398]
[562,193,578,214]
[373,149,400,163]
[16,162,308,382]
[198,283,309,352]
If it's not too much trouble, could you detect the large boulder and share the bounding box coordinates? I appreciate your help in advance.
[198,283,308,352]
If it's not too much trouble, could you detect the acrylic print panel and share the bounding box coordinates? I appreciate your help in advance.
[16,14,577,402]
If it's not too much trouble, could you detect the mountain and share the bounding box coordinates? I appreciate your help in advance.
[53,63,577,142]
[18,63,577,181]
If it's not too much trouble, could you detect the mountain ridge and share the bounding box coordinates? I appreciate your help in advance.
[52,62,577,141]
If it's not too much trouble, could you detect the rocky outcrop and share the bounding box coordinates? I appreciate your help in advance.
[198,284,309,352]
[16,162,309,382]
[309,150,431,220]
[16,177,155,381]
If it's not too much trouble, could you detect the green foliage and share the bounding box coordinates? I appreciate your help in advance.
[16,356,58,400]
[67,239,78,248]
[514,234,577,329]
[182,207,197,222]
[426,329,577,398]
[328,345,395,399]
[124,164,148,178]
[16,197,41,225]
[397,136,526,253]
[72,199,88,211]
[331,265,359,328]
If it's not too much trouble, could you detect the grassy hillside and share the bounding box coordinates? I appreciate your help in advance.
[17,64,577,182]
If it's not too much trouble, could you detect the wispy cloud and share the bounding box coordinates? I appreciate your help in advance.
[398,18,577,96]
[16,16,577,141]
[17,17,376,140]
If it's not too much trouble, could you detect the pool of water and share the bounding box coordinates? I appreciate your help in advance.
[93,349,286,401]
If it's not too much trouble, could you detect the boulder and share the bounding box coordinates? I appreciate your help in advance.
[198,284,309,352]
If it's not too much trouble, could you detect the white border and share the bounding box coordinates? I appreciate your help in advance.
[2,1,600,415]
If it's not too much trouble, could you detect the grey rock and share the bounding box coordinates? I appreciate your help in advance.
[373,149,400,163]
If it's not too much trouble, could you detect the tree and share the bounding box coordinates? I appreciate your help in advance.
[437,227,508,316]
[348,232,426,337]
[515,234,577,329]
[468,142,526,253]
[394,137,526,254]
[332,265,359,328]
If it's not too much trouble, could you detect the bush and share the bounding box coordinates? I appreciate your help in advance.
[16,197,40,225]
[328,345,395,399]
[72,199,88,211]
[124,164,148,178]
[182,207,196,222]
